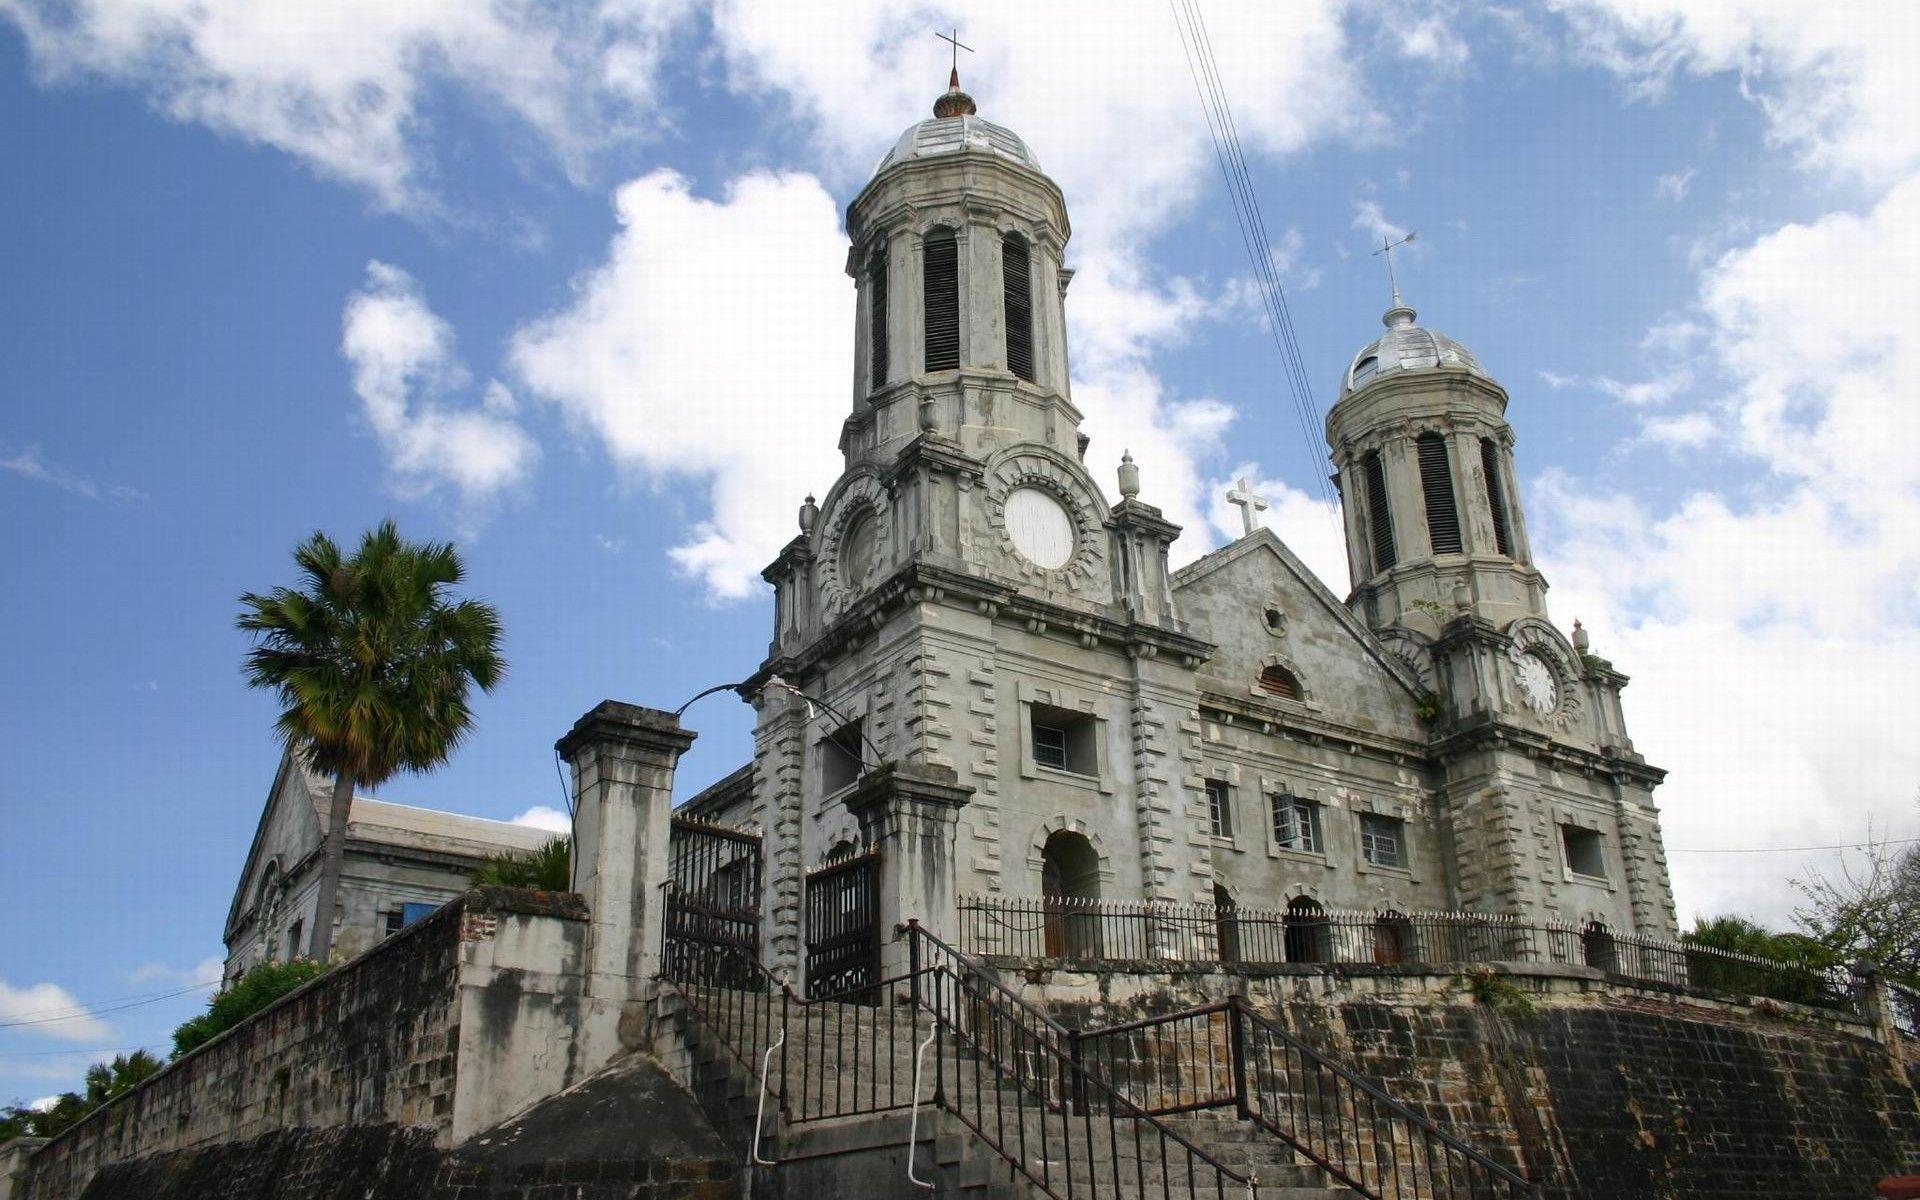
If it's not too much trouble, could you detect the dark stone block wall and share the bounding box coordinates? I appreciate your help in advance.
[1044,969,1920,1200]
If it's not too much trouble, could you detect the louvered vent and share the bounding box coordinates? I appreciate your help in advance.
[1258,665,1301,700]
[869,250,889,390]
[1481,437,1513,557]
[1417,433,1463,554]
[1363,451,1396,572]
[1003,235,1034,382]
[923,230,960,372]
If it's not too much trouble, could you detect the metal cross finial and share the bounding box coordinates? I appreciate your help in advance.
[935,27,973,87]
[1372,230,1418,306]
[1226,476,1270,536]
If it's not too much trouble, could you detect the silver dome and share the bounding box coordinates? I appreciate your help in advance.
[1341,302,1492,396]
[873,113,1041,178]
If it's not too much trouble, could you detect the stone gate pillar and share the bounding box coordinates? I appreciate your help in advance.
[844,764,973,978]
[557,700,696,1000]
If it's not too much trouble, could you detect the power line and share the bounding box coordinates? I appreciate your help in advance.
[0,1043,167,1060]
[1169,0,1340,523]
[0,980,218,1031]
[1668,837,1919,855]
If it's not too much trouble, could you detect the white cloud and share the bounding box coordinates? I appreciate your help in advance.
[341,261,538,513]
[511,170,850,600]
[1655,166,1696,201]
[1556,0,1920,186]
[0,979,113,1043]
[1,444,147,502]
[127,956,222,990]
[1635,411,1715,448]
[1594,371,1690,408]
[0,0,692,211]
[1352,197,1410,247]
[511,805,572,833]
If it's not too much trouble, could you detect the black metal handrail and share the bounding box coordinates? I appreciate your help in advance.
[1073,1000,1539,1200]
[960,895,1855,1014]
[907,922,1251,1200]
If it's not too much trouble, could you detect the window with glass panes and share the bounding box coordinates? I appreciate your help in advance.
[1360,813,1406,868]
[1204,779,1232,839]
[1271,793,1321,853]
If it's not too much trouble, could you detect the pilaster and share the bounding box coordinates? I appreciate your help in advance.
[844,764,974,976]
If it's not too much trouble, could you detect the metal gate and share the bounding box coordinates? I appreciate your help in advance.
[663,816,761,986]
[804,851,881,998]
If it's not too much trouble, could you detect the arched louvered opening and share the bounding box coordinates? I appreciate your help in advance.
[1417,432,1463,554]
[867,248,889,390]
[923,228,959,372]
[1481,437,1513,557]
[1002,233,1034,382]
[1258,664,1301,700]
[1362,450,1396,573]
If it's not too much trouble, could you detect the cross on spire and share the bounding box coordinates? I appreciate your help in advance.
[1226,477,1269,536]
[1372,230,1418,307]
[935,28,973,90]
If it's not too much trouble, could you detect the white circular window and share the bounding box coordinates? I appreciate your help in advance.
[1004,487,1075,569]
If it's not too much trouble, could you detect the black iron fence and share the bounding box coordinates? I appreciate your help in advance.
[1072,999,1537,1200]
[959,895,1857,1013]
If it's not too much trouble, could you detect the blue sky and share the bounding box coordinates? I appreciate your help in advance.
[4,2,1917,1105]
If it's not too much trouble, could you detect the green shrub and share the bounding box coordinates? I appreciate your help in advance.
[172,959,328,1058]
[471,834,571,891]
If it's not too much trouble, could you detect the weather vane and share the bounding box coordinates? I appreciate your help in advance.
[1372,230,1418,305]
[935,27,973,84]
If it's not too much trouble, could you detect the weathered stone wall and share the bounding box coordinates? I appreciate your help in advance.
[1001,961,1920,1200]
[26,900,468,1200]
[20,888,616,1200]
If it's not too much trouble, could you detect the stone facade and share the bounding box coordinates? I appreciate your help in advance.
[688,81,1679,954]
[223,752,552,981]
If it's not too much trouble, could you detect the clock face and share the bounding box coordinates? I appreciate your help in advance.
[1004,487,1075,569]
[840,513,878,587]
[1514,652,1559,716]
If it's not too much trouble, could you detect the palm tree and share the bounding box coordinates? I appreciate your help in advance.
[472,835,572,891]
[238,521,504,961]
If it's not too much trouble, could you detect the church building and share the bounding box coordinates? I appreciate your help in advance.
[686,71,1678,980]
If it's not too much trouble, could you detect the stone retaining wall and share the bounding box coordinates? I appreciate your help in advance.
[1000,960,1920,1199]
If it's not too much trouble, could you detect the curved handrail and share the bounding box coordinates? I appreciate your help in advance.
[907,921,1073,1036]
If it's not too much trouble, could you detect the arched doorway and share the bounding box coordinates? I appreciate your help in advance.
[1582,921,1617,973]
[1283,895,1329,964]
[1041,830,1101,959]
[1372,910,1413,964]
[1213,883,1241,964]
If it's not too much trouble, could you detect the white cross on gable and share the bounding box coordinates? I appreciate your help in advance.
[1226,477,1269,536]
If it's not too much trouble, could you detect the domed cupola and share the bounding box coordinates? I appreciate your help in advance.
[843,70,1074,462]
[1324,292,1545,638]
[1341,300,1494,396]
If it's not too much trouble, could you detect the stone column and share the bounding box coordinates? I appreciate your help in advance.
[557,701,697,1000]
[844,764,973,977]
[0,1137,46,1200]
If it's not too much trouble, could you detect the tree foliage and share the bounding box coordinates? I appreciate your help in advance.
[237,520,505,959]
[171,959,328,1058]
[1,1052,165,1145]
[471,834,571,891]
[1794,830,1920,990]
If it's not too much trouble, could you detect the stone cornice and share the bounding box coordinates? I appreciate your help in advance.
[749,560,1215,690]
[1110,497,1181,542]
[555,700,696,763]
[1428,710,1666,787]
[1195,689,1433,767]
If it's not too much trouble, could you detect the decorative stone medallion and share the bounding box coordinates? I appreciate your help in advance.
[818,475,890,618]
[982,451,1105,593]
[1506,621,1583,729]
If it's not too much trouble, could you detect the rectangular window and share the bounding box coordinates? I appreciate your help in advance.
[384,909,404,936]
[1417,433,1463,554]
[1563,826,1608,879]
[923,230,960,371]
[820,719,865,794]
[1029,704,1098,777]
[1481,438,1513,557]
[1362,451,1396,571]
[286,920,303,960]
[1271,794,1322,854]
[1205,779,1233,839]
[1360,813,1406,868]
[869,250,889,389]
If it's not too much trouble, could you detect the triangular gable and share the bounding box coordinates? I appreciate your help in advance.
[1173,529,1426,699]
[222,751,324,941]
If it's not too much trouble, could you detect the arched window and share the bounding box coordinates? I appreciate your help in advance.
[1362,450,1396,572]
[1417,432,1463,554]
[1582,921,1618,973]
[1480,437,1513,557]
[1372,910,1413,964]
[1002,233,1034,382]
[923,228,959,372]
[1258,664,1301,700]
[868,248,889,390]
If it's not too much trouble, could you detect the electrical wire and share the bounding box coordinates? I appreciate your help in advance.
[0,980,219,1030]
[1667,838,1919,855]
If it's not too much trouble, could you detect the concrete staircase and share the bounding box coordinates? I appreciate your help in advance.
[649,981,1360,1200]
